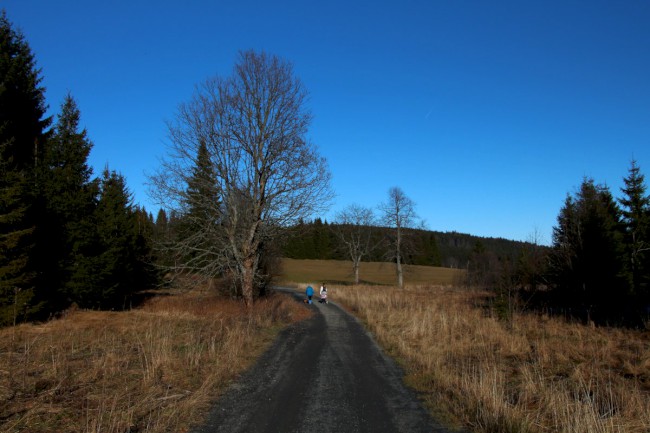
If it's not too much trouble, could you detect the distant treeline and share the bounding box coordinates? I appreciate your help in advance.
[282,218,530,268]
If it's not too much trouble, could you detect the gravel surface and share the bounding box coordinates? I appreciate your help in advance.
[191,288,456,433]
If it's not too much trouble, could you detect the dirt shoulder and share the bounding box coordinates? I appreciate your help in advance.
[190,288,454,433]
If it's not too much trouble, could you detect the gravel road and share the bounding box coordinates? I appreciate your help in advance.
[191,288,456,433]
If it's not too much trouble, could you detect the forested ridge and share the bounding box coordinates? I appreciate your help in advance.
[282,218,529,269]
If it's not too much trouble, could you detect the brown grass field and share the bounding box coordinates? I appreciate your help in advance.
[3,258,649,433]
[329,285,650,433]
[0,283,310,433]
[279,258,465,286]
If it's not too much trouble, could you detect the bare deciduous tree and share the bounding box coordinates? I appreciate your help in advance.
[379,187,420,288]
[150,51,333,306]
[333,204,377,284]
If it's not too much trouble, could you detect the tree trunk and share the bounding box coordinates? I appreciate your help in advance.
[242,256,255,308]
[353,259,360,285]
[396,222,403,288]
[396,255,403,288]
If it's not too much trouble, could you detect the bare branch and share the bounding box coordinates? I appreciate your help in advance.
[149,51,333,305]
[379,187,421,288]
[332,204,378,284]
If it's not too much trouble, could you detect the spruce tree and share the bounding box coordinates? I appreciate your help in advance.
[155,208,169,232]
[549,178,627,319]
[38,94,98,310]
[132,205,158,295]
[181,140,221,258]
[0,11,49,170]
[184,140,219,229]
[159,140,223,276]
[0,11,50,324]
[93,168,137,309]
[619,160,650,302]
[411,231,441,266]
[153,208,175,268]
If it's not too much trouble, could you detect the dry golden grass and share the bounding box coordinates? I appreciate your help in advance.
[0,288,310,433]
[333,285,650,433]
[279,258,464,286]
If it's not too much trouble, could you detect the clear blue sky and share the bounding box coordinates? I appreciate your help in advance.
[4,1,650,243]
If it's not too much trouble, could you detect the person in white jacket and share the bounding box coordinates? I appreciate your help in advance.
[319,284,328,304]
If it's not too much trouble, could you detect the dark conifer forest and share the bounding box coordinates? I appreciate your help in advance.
[281,218,528,269]
[0,12,158,325]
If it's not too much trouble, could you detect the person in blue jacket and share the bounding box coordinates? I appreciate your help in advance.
[305,285,314,304]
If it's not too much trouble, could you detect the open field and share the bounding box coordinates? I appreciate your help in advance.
[279,258,465,286]
[0,285,310,433]
[5,258,647,433]
[332,285,650,433]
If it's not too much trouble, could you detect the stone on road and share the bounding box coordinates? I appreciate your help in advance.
[191,288,454,433]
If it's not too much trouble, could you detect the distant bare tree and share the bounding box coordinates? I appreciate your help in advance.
[379,187,421,288]
[519,228,548,292]
[333,204,378,284]
[150,50,333,306]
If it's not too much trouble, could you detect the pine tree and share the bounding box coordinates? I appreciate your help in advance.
[619,160,650,302]
[131,206,158,298]
[92,168,137,309]
[549,178,627,318]
[0,11,50,324]
[38,94,98,310]
[0,11,50,171]
[410,231,441,266]
[184,140,219,228]
[180,140,221,267]
[89,172,157,310]
[281,220,309,259]
[152,208,175,268]
[156,141,224,277]
[155,208,169,232]
[43,94,95,212]
[312,218,331,259]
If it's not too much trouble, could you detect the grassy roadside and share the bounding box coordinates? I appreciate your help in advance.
[0,287,310,433]
[331,284,650,433]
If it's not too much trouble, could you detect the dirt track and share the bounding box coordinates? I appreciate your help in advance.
[191,288,455,433]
